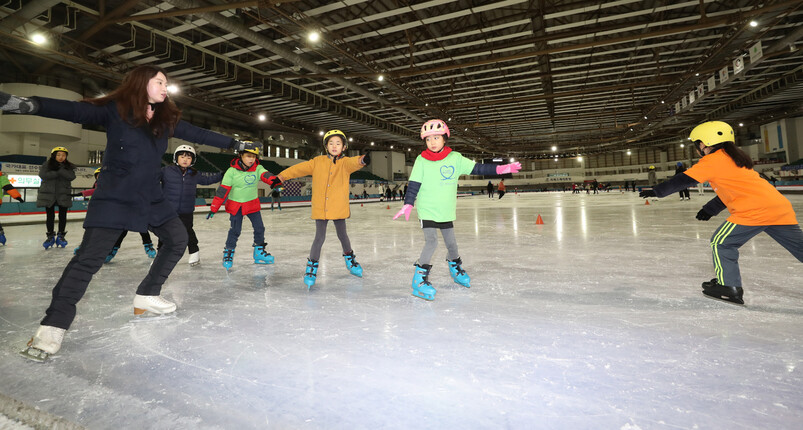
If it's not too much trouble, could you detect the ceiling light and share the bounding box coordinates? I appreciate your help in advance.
[407,148,411,152]
[738,122,744,127]
[509,158,515,163]
[661,100,665,104]
[643,116,648,120]
[577,156,583,161]
[749,20,758,27]
[390,145,393,149]
[319,131,324,136]
[31,33,47,45]
[447,117,451,121]
[378,75,384,82]
[680,143,685,148]
[370,141,374,146]
[626,150,632,155]
[695,73,699,76]
[257,113,266,121]
[308,31,320,42]
[551,146,557,151]
[167,84,179,94]
[348,137,353,142]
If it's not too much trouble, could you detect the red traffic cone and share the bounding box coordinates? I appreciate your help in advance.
[387,205,390,209]
[535,214,544,225]
[644,200,650,205]
[361,203,364,207]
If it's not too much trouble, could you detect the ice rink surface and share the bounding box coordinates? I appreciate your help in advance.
[1,191,801,429]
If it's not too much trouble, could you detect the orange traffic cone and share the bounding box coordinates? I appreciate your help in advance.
[644,200,650,205]
[387,205,390,209]
[361,203,364,207]
[535,214,544,225]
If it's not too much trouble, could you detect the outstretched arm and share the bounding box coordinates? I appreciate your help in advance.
[642,173,698,198]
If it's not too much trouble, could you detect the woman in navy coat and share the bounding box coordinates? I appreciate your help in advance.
[1,65,257,361]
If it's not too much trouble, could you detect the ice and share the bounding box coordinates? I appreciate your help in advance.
[1,191,802,429]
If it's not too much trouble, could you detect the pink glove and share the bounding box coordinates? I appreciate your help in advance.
[393,204,413,221]
[496,162,521,175]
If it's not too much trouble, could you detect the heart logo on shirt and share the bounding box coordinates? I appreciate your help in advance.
[244,174,257,184]
[440,165,455,180]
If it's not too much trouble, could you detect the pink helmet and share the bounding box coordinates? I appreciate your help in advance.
[420,119,450,140]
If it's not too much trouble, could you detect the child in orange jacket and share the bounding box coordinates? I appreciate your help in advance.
[267,129,368,289]
[640,121,802,304]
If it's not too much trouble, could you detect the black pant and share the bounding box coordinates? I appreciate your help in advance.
[158,213,198,253]
[45,205,68,233]
[41,217,188,330]
[498,190,505,199]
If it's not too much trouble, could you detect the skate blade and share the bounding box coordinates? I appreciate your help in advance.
[702,290,745,305]
[130,312,177,323]
[452,280,470,288]
[189,261,201,267]
[19,346,51,362]
[412,290,435,301]
[254,260,274,265]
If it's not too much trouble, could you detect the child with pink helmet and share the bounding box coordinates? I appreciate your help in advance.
[393,119,521,300]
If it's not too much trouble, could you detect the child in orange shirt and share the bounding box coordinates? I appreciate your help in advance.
[640,121,802,304]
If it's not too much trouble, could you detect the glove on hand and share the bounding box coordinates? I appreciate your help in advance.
[361,150,371,166]
[639,190,657,198]
[696,208,712,221]
[393,204,413,221]
[206,212,215,220]
[0,91,38,114]
[266,175,282,188]
[496,162,521,175]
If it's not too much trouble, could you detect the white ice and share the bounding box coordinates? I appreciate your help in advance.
[1,191,802,429]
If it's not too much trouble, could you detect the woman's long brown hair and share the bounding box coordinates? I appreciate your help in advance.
[84,65,182,138]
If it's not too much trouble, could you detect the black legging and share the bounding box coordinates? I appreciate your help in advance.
[45,205,68,233]
[41,216,188,330]
[115,230,153,247]
[309,219,351,261]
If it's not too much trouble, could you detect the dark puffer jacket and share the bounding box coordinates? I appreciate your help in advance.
[161,164,222,214]
[37,161,76,208]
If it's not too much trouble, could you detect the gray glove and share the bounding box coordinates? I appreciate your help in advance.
[0,91,39,114]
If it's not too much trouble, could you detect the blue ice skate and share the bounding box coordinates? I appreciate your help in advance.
[0,229,5,245]
[411,263,436,301]
[105,246,119,263]
[304,259,319,289]
[447,257,471,288]
[144,243,157,258]
[43,232,56,249]
[55,232,68,248]
[343,251,363,277]
[253,243,274,264]
[222,248,235,270]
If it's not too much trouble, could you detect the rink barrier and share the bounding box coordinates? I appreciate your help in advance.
[0,392,86,430]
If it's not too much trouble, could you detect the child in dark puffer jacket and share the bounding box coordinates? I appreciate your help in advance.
[161,145,222,266]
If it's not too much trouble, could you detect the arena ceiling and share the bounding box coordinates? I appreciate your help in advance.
[1,0,802,160]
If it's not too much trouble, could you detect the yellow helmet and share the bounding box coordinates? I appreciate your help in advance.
[323,129,347,149]
[240,141,260,157]
[649,165,655,170]
[94,167,101,176]
[51,146,69,154]
[689,121,734,147]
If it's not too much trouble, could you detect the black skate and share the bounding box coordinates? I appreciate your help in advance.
[701,278,744,305]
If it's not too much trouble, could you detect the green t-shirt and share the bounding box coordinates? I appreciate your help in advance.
[221,164,268,203]
[408,151,475,222]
